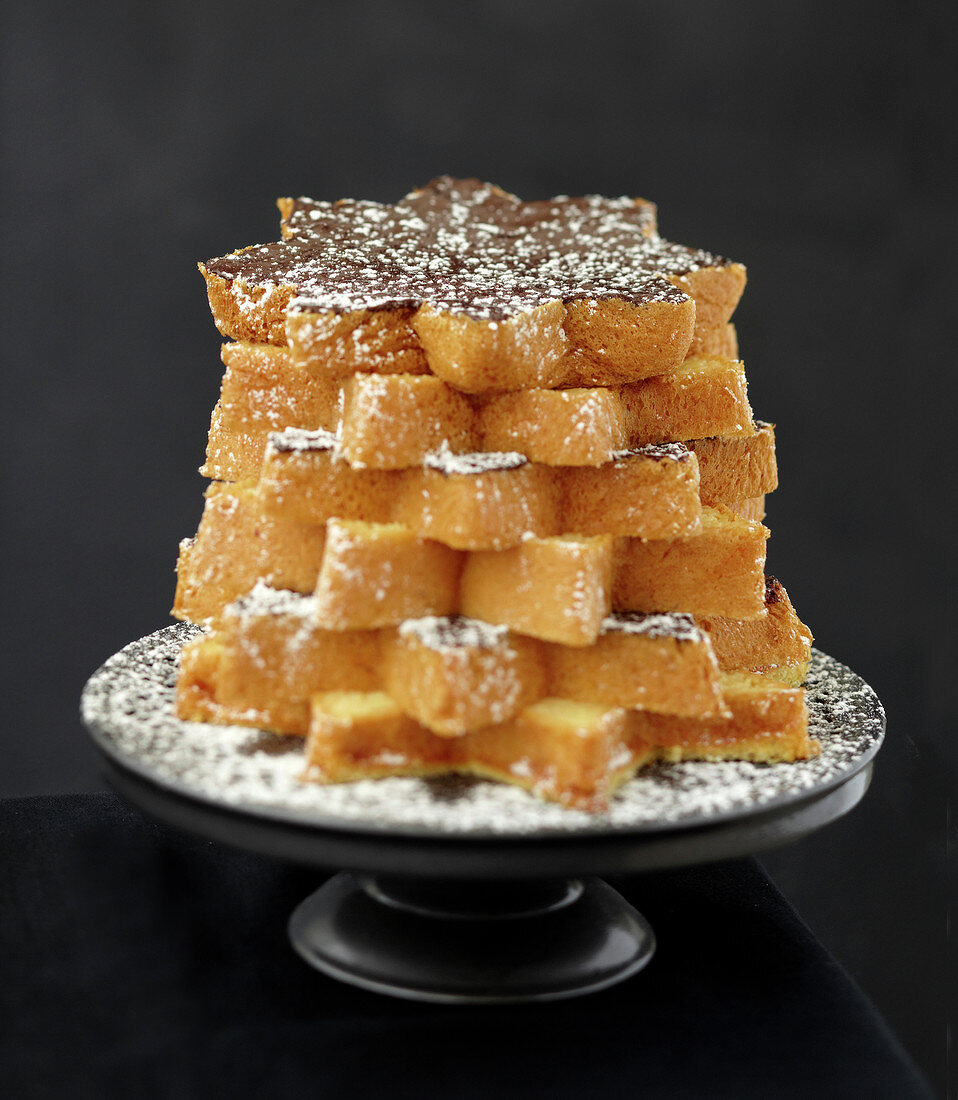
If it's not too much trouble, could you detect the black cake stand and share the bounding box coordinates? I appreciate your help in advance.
[81,624,884,1004]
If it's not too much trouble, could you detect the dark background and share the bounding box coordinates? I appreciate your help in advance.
[2,0,953,1093]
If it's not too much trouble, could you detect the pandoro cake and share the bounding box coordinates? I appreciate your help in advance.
[172,177,815,812]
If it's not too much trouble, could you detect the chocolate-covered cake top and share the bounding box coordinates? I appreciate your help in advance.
[203,176,732,322]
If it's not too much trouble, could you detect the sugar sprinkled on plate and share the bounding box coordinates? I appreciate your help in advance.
[81,625,884,839]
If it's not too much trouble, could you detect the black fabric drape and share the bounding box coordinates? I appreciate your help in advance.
[0,793,932,1099]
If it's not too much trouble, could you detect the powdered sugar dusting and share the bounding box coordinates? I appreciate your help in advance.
[268,427,338,454]
[423,446,528,476]
[81,626,884,837]
[601,612,704,643]
[228,581,317,620]
[398,615,510,651]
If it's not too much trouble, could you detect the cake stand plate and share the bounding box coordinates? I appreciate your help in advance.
[81,625,884,1004]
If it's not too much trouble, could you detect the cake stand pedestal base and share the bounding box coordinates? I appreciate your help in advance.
[289,872,655,1003]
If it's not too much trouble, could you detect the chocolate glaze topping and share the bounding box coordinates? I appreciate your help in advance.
[82,628,885,834]
[612,442,690,463]
[204,177,733,322]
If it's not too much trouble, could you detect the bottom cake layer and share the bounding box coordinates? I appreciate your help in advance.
[178,670,815,813]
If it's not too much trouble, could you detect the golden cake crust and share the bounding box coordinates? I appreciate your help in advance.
[699,576,813,684]
[174,502,767,634]
[258,438,703,550]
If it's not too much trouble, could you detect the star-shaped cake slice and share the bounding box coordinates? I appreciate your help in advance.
[200,177,745,392]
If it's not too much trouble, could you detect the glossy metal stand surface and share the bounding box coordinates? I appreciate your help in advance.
[82,626,884,1004]
[289,874,654,1004]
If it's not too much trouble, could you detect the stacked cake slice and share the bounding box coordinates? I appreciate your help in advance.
[173,177,816,811]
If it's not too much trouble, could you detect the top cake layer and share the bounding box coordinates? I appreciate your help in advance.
[203,176,733,323]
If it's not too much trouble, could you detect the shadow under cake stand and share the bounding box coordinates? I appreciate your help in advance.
[81,624,884,1004]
